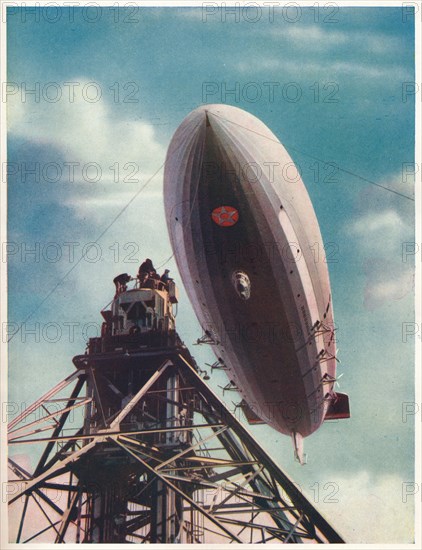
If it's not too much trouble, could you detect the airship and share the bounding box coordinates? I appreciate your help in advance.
[163,104,350,463]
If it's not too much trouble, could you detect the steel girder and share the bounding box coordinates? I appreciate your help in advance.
[7,347,344,543]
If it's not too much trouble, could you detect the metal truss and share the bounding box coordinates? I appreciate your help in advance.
[8,347,344,543]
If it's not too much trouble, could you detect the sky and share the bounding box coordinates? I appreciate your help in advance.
[3,2,419,544]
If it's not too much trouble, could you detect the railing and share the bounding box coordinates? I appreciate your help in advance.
[88,331,178,354]
[113,275,169,298]
[138,278,168,292]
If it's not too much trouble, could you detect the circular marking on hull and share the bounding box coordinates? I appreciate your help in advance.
[211,205,239,227]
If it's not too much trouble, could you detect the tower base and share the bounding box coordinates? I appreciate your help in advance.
[8,345,344,543]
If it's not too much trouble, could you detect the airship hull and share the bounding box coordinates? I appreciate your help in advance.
[164,105,340,440]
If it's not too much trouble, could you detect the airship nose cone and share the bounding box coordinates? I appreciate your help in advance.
[185,103,272,132]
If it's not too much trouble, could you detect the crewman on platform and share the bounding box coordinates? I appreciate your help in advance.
[160,269,171,285]
[137,259,156,287]
[113,273,131,296]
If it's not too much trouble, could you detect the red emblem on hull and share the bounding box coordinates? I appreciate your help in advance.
[211,206,239,227]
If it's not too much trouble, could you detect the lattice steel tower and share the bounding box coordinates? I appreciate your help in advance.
[8,278,344,543]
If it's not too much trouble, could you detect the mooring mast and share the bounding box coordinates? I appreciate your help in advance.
[8,277,344,543]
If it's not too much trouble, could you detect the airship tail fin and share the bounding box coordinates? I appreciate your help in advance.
[291,431,305,465]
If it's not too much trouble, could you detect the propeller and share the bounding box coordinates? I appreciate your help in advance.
[205,360,226,371]
[335,372,344,389]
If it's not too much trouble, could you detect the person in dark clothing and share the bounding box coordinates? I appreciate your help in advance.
[160,269,171,284]
[113,273,131,296]
[145,259,156,274]
[137,259,156,287]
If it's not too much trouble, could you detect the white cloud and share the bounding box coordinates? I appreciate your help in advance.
[268,25,404,56]
[7,78,166,183]
[345,174,414,310]
[234,57,399,79]
[366,271,413,302]
[308,471,415,543]
[363,260,414,310]
[6,76,173,346]
[349,209,404,238]
[7,76,170,272]
[271,25,349,48]
[234,25,410,79]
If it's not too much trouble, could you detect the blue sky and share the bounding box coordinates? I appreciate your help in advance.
[5,4,417,543]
